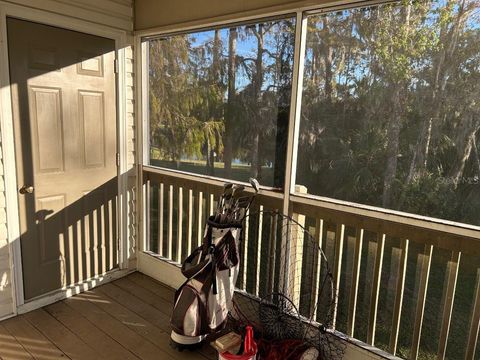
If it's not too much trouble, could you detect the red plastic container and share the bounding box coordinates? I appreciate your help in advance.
[219,326,257,360]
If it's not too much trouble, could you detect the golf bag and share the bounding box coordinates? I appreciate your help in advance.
[170,217,241,346]
[170,179,259,349]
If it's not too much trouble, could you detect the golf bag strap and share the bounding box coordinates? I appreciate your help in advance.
[205,225,218,295]
[209,245,217,295]
[206,225,213,246]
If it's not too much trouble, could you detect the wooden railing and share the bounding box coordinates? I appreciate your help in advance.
[142,165,480,360]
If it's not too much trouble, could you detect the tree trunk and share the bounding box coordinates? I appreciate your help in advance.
[213,30,221,81]
[383,4,411,208]
[473,136,480,176]
[251,133,260,179]
[406,113,434,184]
[382,85,403,208]
[323,17,333,102]
[224,27,237,178]
[206,138,215,176]
[406,0,468,184]
[449,115,479,188]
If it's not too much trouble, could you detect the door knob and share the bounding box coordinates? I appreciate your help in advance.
[19,185,34,194]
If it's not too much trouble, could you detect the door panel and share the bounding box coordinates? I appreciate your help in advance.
[7,18,118,300]
[29,86,64,173]
[79,91,105,168]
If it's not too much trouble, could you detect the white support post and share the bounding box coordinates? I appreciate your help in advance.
[137,39,149,258]
[279,11,307,295]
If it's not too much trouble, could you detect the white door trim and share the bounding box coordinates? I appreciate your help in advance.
[0,1,130,313]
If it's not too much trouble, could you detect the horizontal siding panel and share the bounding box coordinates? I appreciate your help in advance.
[0,294,13,308]
[125,45,133,58]
[0,242,13,318]
[127,113,134,125]
[126,75,134,87]
[0,224,7,241]
[126,100,134,114]
[124,43,136,264]
[125,59,134,73]
[0,302,14,318]
[126,87,134,100]
[0,209,6,224]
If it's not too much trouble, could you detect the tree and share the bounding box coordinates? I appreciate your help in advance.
[224,27,237,178]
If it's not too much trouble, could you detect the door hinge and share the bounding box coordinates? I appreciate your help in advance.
[116,152,120,167]
[114,59,119,74]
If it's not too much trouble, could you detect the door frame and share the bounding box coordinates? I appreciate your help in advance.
[0,1,131,313]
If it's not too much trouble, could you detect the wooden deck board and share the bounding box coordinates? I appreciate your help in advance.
[44,301,139,360]
[0,272,217,360]
[0,324,34,360]
[2,315,67,359]
[23,309,101,360]
[112,274,216,359]
[65,291,171,360]
[113,276,174,315]
[128,272,175,303]
[95,285,209,360]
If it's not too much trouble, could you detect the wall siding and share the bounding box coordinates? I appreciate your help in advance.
[0,134,14,318]
[0,0,135,319]
[125,42,138,269]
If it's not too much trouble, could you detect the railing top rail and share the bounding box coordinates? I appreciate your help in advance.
[143,165,480,256]
[291,194,480,256]
[143,165,284,207]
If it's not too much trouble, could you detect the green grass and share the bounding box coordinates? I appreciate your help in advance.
[150,158,276,187]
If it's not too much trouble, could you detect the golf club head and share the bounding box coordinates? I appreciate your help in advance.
[232,185,245,198]
[223,186,234,198]
[249,178,260,193]
[222,187,234,208]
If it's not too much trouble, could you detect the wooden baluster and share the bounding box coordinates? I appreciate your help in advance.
[312,218,324,319]
[145,180,150,252]
[437,251,461,359]
[197,191,203,247]
[186,189,193,256]
[158,183,164,256]
[242,209,250,291]
[347,228,364,337]
[410,244,433,360]
[465,268,480,360]
[267,211,278,295]
[367,233,386,345]
[332,223,345,330]
[209,193,214,217]
[176,187,183,263]
[255,206,264,297]
[389,238,409,355]
[167,184,173,260]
